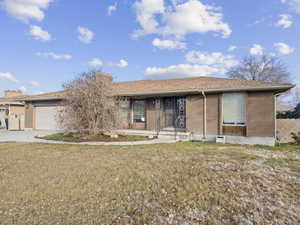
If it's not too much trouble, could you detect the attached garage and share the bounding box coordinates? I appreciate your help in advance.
[36,106,61,130]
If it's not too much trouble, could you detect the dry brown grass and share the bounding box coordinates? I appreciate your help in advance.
[0,142,299,225]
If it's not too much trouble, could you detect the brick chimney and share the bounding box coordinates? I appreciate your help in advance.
[4,90,23,98]
[95,72,113,82]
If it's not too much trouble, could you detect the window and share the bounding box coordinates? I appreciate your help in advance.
[133,100,146,123]
[223,93,246,125]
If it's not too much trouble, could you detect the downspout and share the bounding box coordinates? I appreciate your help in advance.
[201,91,207,140]
[274,93,281,143]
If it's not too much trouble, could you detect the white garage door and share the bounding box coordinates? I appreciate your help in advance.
[36,106,60,130]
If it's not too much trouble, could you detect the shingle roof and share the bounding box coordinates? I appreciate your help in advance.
[22,76,294,101]
[113,76,293,96]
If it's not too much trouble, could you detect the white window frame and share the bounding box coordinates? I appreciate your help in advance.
[132,100,146,123]
[222,93,247,126]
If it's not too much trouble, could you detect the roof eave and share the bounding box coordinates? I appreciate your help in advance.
[115,85,294,97]
[21,85,294,100]
[22,97,63,102]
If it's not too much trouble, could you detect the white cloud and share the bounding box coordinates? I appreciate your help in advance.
[282,0,300,13]
[228,45,237,52]
[1,0,53,22]
[107,3,117,16]
[145,50,238,79]
[88,58,103,67]
[276,14,293,28]
[19,86,27,93]
[29,81,40,87]
[116,59,129,68]
[145,64,226,79]
[133,0,165,37]
[152,38,186,49]
[274,42,295,55]
[250,44,264,55]
[37,52,72,60]
[0,72,18,83]
[77,26,94,44]
[133,0,231,39]
[29,25,52,41]
[185,51,239,68]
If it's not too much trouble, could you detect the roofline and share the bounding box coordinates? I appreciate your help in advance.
[116,85,295,97]
[22,97,63,102]
[22,84,294,101]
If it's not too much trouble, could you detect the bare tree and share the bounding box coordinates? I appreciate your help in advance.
[228,55,291,83]
[58,71,120,136]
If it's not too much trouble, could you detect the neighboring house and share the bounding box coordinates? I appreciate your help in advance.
[0,90,25,130]
[277,104,293,113]
[21,73,294,146]
[276,104,294,116]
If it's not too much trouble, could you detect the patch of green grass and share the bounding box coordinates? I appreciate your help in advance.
[255,143,300,151]
[264,157,300,172]
[38,133,153,142]
[38,133,70,141]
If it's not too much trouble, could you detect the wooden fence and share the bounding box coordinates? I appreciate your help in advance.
[277,119,300,143]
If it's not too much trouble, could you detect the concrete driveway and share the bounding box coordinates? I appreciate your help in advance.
[0,130,58,143]
[0,130,178,145]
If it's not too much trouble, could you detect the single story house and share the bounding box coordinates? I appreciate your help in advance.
[21,73,294,146]
[0,90,25,130]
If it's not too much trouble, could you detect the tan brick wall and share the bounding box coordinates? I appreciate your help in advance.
[277,119,300,143]
[186,94,219,135]
[25,104,34,129]
[206,94,219,135]
[247,92,275,137]
[186,95,204,134]
[146,99,156,130]
[9,106,25,115]
[4,90,22,98]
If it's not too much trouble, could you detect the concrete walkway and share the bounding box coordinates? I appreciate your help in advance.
[0,131,179,146]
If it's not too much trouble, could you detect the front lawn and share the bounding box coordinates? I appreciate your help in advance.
[0,142,299,224]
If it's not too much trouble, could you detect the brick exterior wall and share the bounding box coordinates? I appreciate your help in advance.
[246,92,275,137]
[25,104,34,129]
[186,94,219,135]
[186,95,204,134]
[186,92,276,138]
[9,106,25,115]
[206,94,219,135]
[146,99,155,130]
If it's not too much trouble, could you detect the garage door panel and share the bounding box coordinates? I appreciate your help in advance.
[36,106,61,130]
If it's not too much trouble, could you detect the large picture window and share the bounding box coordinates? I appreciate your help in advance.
[133,100,146,123]
[223,93,246,125]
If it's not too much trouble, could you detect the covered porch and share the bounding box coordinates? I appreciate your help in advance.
[118,96,187,133]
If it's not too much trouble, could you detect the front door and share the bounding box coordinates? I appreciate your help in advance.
[163,97,186,129]
[164,98,175,128]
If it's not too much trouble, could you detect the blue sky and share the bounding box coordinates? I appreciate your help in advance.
[0,0,299,95]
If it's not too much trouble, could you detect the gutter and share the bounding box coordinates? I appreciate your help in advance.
[21,97,63,102]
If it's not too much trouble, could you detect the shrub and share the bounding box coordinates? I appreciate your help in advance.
[291,131,300,144]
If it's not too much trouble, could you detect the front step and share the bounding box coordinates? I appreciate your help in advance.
[158,131,190,141]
